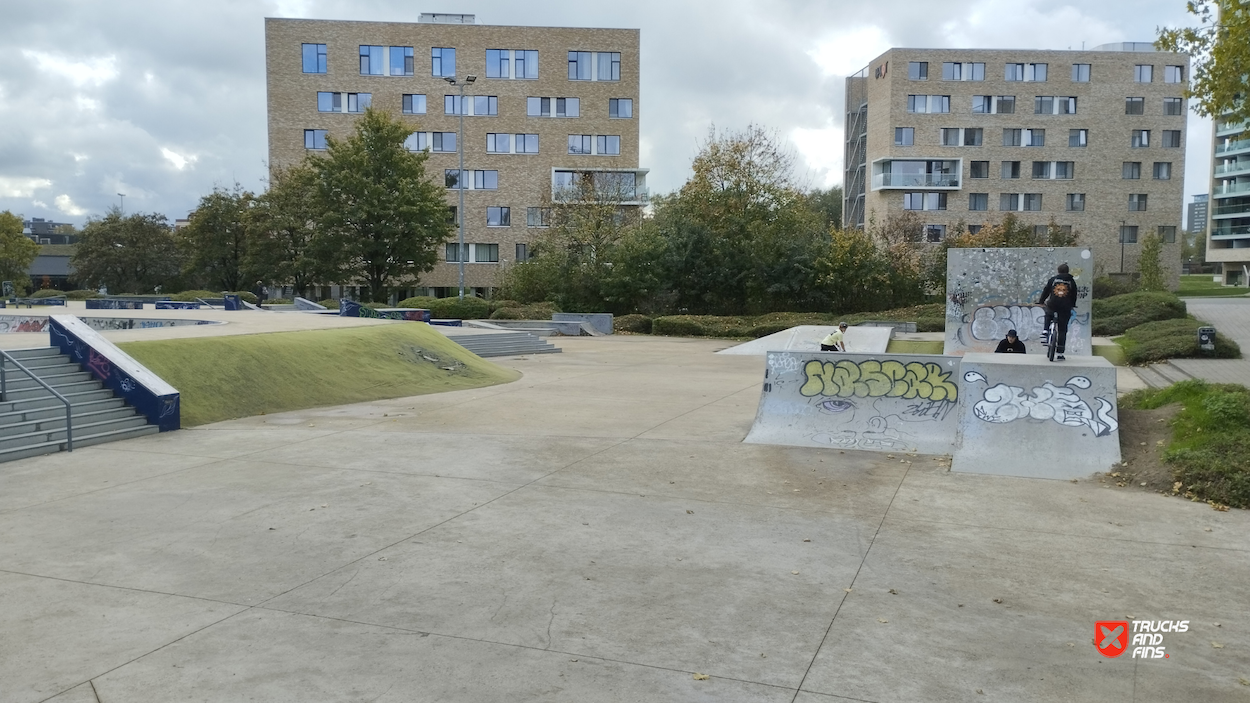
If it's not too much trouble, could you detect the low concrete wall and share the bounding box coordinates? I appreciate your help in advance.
[0,315,219,334]
[717,325,892,356]
[553,313,613,335]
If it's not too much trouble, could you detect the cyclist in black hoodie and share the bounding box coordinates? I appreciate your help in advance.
[1038,263,1077,360]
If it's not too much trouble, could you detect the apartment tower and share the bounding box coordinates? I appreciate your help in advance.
[1206,118,1250,284]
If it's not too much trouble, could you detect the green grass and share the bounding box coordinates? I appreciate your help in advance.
[1122,380,1250,508]
[1177,274,1249,297]
[1090,291,1187,335]
[885,339,944,354]
[119,324,520,427]
[1114,317,1241,364]
[1092,343,1128,366]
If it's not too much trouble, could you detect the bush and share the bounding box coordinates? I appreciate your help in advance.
[267,298,293,305]
[30,289,66,298]
[489,301,560,320]
[489,299,523,312]
[1116,318,1240,364]
[64,290,103,300]
[397,296,439,310]
[652,316,717,337]
[1091,292,1187,336]
[317,299,341,310]
[170,289,258,304]
[1093,276,1139,299]
[399,296,490,320]
[615,314,653,334]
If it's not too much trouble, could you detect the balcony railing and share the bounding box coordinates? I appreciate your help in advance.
[1216,120,1249,137]
[1213,182,1250,197]
[553,186,649,202]
[1215,138,1250,155]
[872,173,961,189]
[1212,224,1250,238]
[1214,162,1250,177]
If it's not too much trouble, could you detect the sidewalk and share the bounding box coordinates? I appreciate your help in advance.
[0,335,1246,702]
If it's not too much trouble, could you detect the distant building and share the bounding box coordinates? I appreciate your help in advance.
[28,245,75,291]
[1206,115,1250,283]
[174,218,191,230]
[23,218,78,245]
[1187,194,1208,234]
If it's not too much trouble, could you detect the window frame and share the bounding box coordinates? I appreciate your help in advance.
[432,47,456,78]
[486,207,511,228]
[894,127,914,146]
[609,98,633,118]
[389,46,414,76]
[568,134,592,155]
[302,43,328,74]
[303,129,327,150]
[1066,193,1085,212]
[402,94,427,115]
[359,45,383,76]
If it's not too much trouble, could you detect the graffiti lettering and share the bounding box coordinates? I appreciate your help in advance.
[86,349,111,380]
[963,371,1118,437]
[799,359,958,402]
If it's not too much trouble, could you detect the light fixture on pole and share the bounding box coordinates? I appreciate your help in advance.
[117,193,126,215]
[1120,219,1127,273]
[445,74,476,299]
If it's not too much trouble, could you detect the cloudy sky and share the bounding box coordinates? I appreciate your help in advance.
[0,0,1208,227]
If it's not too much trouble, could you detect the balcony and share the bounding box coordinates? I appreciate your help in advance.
[1216,120,1249,137]
[873,173,961,189]
[1215,138,1250,156]
[1213,182,1250,198]
[870,159,962,191]
[1212,225,1250,239]
[1214,162,1250,177]
[1213,201,1250,217]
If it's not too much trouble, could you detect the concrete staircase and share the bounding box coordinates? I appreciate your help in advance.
[1132,361,1195,389]
[0,347,158,463]
[445,332,562,358]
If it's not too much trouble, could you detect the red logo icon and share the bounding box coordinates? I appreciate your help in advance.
[1096,621,1130,658]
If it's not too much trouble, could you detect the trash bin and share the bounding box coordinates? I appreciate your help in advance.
[1198,326,1216,352]
[223,294,242,311]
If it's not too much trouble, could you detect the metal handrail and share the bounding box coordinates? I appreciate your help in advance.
[0,351,73,451]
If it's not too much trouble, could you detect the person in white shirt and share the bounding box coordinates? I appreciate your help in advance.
[820,322,848,352]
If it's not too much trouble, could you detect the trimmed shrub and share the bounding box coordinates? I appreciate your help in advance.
[489,301,560,320]
[615,314,653,334]
[397,296,439,310]
[1117,318,1240,364]
[401,296,490,320]
[267,298,293,305]
[1091,292,1187,336]
[1093,276,1138,299]
[489,299,523,312]
[65,290,104,300]
[317,299,341,310]
[171,289,257,304]
[30,289,66,298]
[652,316,714,337]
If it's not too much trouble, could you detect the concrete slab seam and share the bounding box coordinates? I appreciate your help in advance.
[881,515,1250,554]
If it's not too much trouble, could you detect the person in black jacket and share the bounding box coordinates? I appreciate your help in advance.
[1038,263,1078,360]
[995,329,1026,354]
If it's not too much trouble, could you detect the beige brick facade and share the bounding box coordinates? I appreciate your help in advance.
[265,17,643,295]
[845,45,1188,285]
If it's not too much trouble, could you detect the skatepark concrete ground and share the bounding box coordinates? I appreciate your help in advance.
[1,334,1247,702]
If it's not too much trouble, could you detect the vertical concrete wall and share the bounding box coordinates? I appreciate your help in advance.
[952,353,1120,479]
[745,352,962,455]
[945,247,1093,356]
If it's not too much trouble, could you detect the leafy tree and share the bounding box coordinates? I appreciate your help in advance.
[804,186,843,231]
[1182,228,1208,266]
[71,209,181,293]
[180,184,254,292]
[308,107,452,303]
[0,211,39,293]
[1157,1,1250,125]
[246,164,322,299]
[1138,232,1167,291]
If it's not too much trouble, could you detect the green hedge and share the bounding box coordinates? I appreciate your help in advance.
[650,304,946,339]
[398,295,490,320]
[1091,292,1187,336]
[65,290,104,300]
[615,314,653,333]
[489,301,560,320]
[171,290,258,304]
[317,299,341,310]
[30,289,65,298]
[1116,318,1240,365]
[267,298,293,305]
[1092,276,1139,299]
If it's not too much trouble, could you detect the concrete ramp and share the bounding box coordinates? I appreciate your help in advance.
[717,325,892,356]
[953,353,1121,479]
[745,352,962,455]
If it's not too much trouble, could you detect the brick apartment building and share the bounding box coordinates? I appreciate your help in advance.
[265,14,645,298]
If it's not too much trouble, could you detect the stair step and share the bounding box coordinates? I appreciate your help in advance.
[0,388,116,414]
[1133,365,1173,389]
[4,347,61,361]
[0,425,160,464]
[0,415,151,451]
[0,407,140,438]
[2,379,101,402]
[465,347,561,358]
[0,397,127,425]
[2,370,94,391]
[1154,363,1193,384]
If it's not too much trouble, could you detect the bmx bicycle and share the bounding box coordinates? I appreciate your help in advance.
[1044,309,1076,362]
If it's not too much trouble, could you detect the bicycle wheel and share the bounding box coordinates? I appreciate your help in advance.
[1047,321,1057,361]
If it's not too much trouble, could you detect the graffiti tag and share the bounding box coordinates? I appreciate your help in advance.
[800,359,958,402]
[963,371,1118,437]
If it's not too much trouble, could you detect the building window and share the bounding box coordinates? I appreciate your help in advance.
[530,97,581,117]
[968,225,983,235]
[1164,97,1184,116]
[1134,65,1153,83]
[474,95,499,116]
[894,127,914,146]
[1128,194,1148,211]
[1120,225,1139,243]
[486,207,511,227]
[433,133,457,153]
[475,244,500,263]
[445,169,462,189]
[486,133,511,153]
[969,193,988,211]
[941,128,960,146]
[432,47,456,77]
[1153,162,1172,180]
[1069,129,1088,147]
[1162,130,1182,147]
[907,95,950,113]
[568,51,592,80]
[1126,97,1145,115]
[1066,193,1085,211]
[402,94,426,114]
[303,129,327,150]
[1006,63,1047,81]
[516,133,539,153]
[1023,193,1042,211]
[598,52,621,81]
[444,95,467,115]
[903,193,946,210]
[447,206,458,225]
[963,128,983,146]
[925,224,947,242]
[1059,97,1077,114]
[346,93,370,113]
[515,243,530,261]
[527,97,548,116]
[1071,63,1090,82]
[908,62,928,80]
[1034,96,1054,114]
[1000,193,1020,211]
[996,96,1016,114]
[597,135,621,155]
[1024,129,1045,147]
[1002,161,1021,179]
[1054,161,1074,179]
[302,44,327,73]
[404,133,427,152]
[474,170,499,189]
[526,208,550,227]
[1005,63,1023,81]
[1131,130,1150,148]
[390,47,414,76]
[972,95,990,114]
[1031,161,1050,179]
[568,135,592,154]
[515,50,538,79]
[1164,65,1184,83]
[1159,225,1177,243]
[445,243,469,262]
[486,49,510,78]
[317,92,341,112]
[1122,162,1141,179]
[609,98,633,118]
[1003,129,1022,147]
[359,45,383,75]
[556,97,580,117]
[942,62,985,80]
[970,161,989,178]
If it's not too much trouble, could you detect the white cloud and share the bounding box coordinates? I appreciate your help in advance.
[938,0,1123,49]
[32,200,48,209]
[75,96,100,112]
[808,26,893,78]
[21,50,119,88]
[161,148,197,171]
[791,125,845,188]
[55,194,87,216]
[0,177,52,198]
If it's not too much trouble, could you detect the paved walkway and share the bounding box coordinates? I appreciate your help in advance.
[1167,298,1250,386]
[1,336,1247,702]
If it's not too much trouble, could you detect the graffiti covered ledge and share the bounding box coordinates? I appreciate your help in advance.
[952,353,1120,480]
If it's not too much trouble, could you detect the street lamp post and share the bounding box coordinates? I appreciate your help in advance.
[1120,219,1127,273]
[117,193,125,215]
[445,74,476,300]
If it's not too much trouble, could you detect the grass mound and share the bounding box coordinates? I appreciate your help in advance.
[1122,380,1250,508]
[651,304,946,339]
[119,324,520,427]
[1115,318,1240,364]
[1091,292,1187,336]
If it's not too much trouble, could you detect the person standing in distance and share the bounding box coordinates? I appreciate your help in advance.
[1038,263,1078,360]
[995,329,1026,353]
[820,322,848,352]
